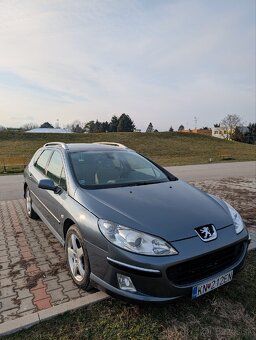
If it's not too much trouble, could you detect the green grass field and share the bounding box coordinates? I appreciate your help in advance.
[0,131,255,173]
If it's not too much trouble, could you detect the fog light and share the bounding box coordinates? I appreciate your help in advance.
[117,273,136,292]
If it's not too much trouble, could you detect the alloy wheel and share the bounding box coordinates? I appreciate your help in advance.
[67,234,86,282]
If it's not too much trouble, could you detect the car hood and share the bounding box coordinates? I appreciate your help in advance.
[74,180,233,241]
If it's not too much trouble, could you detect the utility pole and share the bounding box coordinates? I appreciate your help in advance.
[194,116,198,130]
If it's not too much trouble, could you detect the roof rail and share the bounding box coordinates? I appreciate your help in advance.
[93,142,127,149]
[44,142,69,150]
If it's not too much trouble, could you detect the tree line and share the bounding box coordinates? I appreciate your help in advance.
[1,113,136,133]
[0,113,255,144]
[70,113,135,133]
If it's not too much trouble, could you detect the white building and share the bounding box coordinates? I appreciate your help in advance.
[26,128,72,133]
[212,127,228,139]
[212,126,249,139]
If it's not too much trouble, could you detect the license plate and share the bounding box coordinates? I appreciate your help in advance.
[192,270,233,299]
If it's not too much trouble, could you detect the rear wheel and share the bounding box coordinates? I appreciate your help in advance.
[25,187,38,219]
[65,225,90,289]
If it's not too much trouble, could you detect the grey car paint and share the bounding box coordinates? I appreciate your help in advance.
[74,181,234,242]
[24,142,249,302]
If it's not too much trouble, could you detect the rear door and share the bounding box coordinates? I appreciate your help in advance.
[42,150,68,236]
[29,148,53,210]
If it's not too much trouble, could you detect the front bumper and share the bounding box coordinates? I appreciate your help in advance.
[86,226,249,303]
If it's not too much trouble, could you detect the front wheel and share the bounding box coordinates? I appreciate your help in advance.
[25,187,38,219]
[65,225,90,289]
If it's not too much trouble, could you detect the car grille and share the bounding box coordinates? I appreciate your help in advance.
[166,242,245,285]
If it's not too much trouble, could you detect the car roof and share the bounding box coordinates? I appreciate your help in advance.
[67,143,130,152]
[43,142,133,152]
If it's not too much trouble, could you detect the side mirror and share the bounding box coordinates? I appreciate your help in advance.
[38,179,61,194]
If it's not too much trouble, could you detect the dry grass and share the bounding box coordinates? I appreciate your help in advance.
[0,131,255,173]
[0,157,28,166]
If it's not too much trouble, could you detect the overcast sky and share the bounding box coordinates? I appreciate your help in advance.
[0,0,255,131]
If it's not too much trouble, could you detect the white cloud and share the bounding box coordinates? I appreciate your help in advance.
[0,0,255,130]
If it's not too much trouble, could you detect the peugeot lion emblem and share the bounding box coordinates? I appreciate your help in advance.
[195,224,217,242]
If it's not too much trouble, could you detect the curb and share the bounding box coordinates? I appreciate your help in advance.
[0,291,109,337]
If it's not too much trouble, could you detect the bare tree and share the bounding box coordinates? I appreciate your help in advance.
[71,120,84,133]
[0,125,6,131]
[221,114,242,139]
[21,123,39,131]
[63,123,72,131]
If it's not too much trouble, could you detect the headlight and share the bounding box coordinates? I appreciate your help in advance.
[98,219,178,256]
[225,202,244,234]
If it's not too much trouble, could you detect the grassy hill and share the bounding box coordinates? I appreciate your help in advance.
[0,131,255,172]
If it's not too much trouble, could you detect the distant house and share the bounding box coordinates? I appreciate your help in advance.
[26,128,72,133]
[212,127,228,139]
[212,126,249,140]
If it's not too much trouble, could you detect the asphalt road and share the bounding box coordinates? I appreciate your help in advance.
[0,174,24,201]
[166,160,256,181]
[0,161,255,201]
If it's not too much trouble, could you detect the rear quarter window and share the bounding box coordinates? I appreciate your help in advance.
[34,149,52,174]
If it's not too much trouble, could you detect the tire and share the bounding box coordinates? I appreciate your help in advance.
[65,225,90,289]
[25,187,38,219]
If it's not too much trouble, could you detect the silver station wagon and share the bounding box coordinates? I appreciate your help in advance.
[24,142,249,302]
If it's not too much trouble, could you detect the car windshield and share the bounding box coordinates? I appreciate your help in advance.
[70,150,172,188]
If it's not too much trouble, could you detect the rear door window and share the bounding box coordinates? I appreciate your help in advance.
[47,151,63,184]
[46,151,67,191]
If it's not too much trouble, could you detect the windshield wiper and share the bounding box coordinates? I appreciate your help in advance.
[126,180,169,187]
